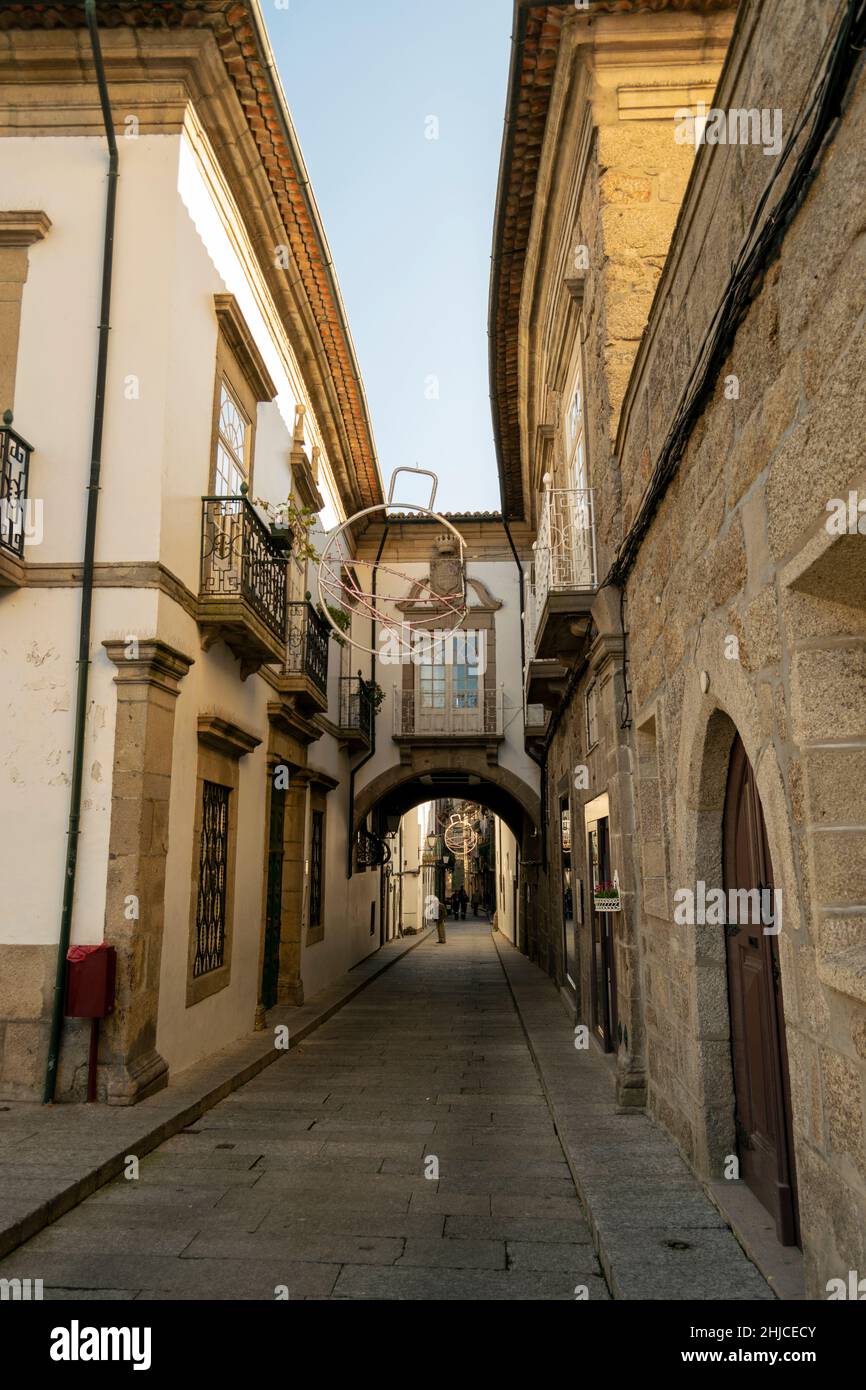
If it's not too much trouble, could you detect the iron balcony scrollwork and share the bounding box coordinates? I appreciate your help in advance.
[0,412,33,561]
[285,600,329,695]
[393,687,503,737]
[200,495,287,643]
[356,828,391,870]
[339,676,374,742]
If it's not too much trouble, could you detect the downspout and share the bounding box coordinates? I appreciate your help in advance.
[44,0,118,1102]
[346,522,389,878]
[502,514,546,870]
[502,515,525,675]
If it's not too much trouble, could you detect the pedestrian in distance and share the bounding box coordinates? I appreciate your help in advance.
[436,898,447,944]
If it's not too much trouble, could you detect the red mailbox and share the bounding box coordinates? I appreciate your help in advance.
[64,943,116,1018]
[64,944,116,1103]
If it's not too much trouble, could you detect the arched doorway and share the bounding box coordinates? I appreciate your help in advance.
[723,734,800,1247]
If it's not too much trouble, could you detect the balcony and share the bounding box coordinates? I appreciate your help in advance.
[279,600,330,714]
[529,485,597,661]
[524,700,551,757]
[198,496,287,677]
[338,675,373,750]
[524,576,570,711]
[393,688,504,762]
[0,412,33,588]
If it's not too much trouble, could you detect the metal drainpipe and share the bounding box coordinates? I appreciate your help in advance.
[502,515,546,870]
[346,522,389,878]
[44,0,118,1103]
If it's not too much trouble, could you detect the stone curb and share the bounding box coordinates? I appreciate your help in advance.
[0,928,433,1261]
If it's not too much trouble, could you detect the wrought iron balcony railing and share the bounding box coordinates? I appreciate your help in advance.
[339,676,373,742]
[393,686,503,738]
[534,485,597,621]
[524,577,538,665]
[200,495,287,643]
[0,412,33,561]
[285,600,329,695]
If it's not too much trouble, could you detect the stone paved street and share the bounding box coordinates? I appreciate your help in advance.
[0,922,772,1301]
[0,924,604,1300]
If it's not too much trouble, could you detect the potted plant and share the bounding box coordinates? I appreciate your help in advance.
[319,604,350,646]
[360,676,385,715]
[253,491,319,560]
[593,878,621,912]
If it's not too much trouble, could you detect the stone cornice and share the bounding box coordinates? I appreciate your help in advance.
[267,699,323,746]
[213,294,277,404]
[396,576,503,614]
[27,559,199,619]
[103,637,194,695]
[304,767,340,795]
[0,210,51,246]
[197,714,262,759]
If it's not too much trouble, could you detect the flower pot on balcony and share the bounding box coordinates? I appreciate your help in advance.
[593,881,621,913]
[268,526,295,553]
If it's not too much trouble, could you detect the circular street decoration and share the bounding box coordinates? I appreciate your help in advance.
[316,469,468,658]
[443,814,478,855]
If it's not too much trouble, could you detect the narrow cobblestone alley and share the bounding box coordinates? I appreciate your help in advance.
[1,923,611,1300]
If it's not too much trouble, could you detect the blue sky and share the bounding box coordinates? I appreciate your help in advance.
[267,0,513,514]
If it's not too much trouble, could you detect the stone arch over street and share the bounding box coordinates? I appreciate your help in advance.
[353,754,541,846]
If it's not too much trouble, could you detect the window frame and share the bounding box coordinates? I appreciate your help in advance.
[306,795,327,946]
[192,780,231,980]
[416,630,482,715]
[585,680,599,751]
[562,341,588,494]
[209,330,258,498]
[213,378,251,498]
[186,741,241,1007]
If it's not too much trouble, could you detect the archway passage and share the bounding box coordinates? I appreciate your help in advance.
[354,761,540,846]
[723,734,800,1248]
[354,763,539,953]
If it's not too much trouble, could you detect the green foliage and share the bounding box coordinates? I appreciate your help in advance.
[360,677,385,713]
[254,492,319,562]
[322,604,350,646]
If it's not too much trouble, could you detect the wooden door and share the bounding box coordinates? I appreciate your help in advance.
[587,816,617,1052]
[723,735,799,1246]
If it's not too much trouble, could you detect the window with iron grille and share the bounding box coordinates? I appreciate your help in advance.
[194,781,230,977]
[310,810,324,928]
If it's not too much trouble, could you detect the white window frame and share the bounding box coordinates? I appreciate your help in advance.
[214,379,250,497]
[562,343,588,494]
[415,631,483,732]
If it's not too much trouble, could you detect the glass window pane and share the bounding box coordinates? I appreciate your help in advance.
[219,385,246,455]
[216,382,248,495]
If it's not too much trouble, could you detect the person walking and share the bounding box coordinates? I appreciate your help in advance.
[436,897,447,944]
[425,893,446,943]
[458,886,468,920]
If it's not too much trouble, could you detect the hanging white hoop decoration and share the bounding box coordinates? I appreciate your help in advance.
[444,814,478,855]
[316,467,468,659]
